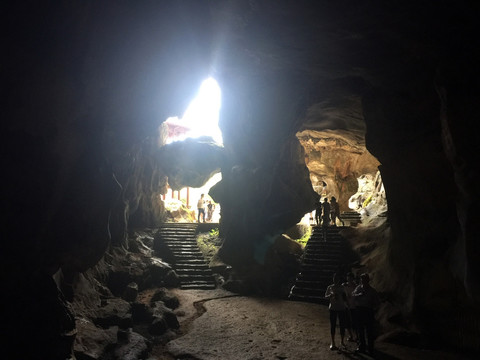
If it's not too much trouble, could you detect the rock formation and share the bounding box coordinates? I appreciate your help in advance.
[2,0,480,357]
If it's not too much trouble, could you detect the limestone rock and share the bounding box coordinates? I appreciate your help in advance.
[131,302,154,324]
[152,301,180,329]
[123,282,139,302]
[157,136,224,190]
[93,298,132,329]
[164,270,181,288]
[150,288,180,310]
[113,329,150,360]
[74,320,117,360]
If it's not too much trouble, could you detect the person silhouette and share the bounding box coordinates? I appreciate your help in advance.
[325,273,347,351]
[330,196,344,226]
[315,199,322,226]
[197,194,206,223]
[207,200,215,222]
[321,198,331,240]
[352,273,380,356]
[342,272,358,342]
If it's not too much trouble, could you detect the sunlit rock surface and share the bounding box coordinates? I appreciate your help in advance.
[297,128,380,210]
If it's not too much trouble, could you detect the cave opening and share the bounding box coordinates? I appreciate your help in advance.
[160,77,223,223]
[295,95,384,228]
[164,77,223,145]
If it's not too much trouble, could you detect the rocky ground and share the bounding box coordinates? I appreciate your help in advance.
[150,288,474,360]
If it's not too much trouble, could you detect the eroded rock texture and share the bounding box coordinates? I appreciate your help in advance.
[2,0,480,357]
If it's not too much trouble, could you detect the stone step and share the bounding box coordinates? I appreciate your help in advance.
[178,276,216,284]
[303,255,341,262]
[162,239,197,244]
[170,250,203,255]
[303,252,343,259]
[305,246,345,251]
[176,259,210,265]
[288,224,360,304]
[168,245,200,251]
[158,231,196,236]
[180,282,216,290]
[160,236,197,240]
[158,223,218,290]
[301,264,339,271]
[159,234,196,238]
[164,242,198,246]
[161,223,198,227]
[176,268,214,275]
[297,268,337,276]
[164,241,198,245]
[303,256,343,263]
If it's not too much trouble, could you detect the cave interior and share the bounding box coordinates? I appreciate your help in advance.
[2,1,480,358]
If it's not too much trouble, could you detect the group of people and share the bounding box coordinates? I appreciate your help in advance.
[325,272,380,356]
[315,196,344,227]
[196,193,216,223]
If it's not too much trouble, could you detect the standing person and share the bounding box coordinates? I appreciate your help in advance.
[207,201,215,222]
[315,199,322,226]
[325,273,347,351]
[197,194,206,223]
[342,272,358,342]
[321,197,331,226]
[330,196,344,226]
[352,273,380,356]
[321,197,331,240]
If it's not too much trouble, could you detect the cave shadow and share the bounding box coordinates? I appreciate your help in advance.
[340,349,401,360]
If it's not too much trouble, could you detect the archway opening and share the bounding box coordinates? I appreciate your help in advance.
[160,77,223,223]
[164,77,222,145]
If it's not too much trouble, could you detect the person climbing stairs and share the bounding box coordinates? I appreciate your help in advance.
[288,224,360,304]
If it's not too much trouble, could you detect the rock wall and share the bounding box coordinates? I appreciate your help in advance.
[2,2,214,357]
[2,0,480,357]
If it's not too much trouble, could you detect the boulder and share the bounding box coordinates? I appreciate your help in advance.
[144,258,172,287]
[93,298,132,329]
[152,301,180,330]
[131,302,154,324]
[123,282,139,302]
[164,270,181,288]
[150,288,180,310]
[74,320,117,360]
[113,329,150,360]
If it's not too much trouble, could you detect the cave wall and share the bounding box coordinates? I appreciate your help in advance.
[210,0,480,351]
[2,0,480,356]
[213,71,318,266]
[2,1,215,357]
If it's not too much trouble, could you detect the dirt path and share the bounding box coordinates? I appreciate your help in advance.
[151,289,471,360]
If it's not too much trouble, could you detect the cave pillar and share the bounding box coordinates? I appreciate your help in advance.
[215,73,318,268]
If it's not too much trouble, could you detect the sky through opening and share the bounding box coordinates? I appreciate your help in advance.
[165,77,222,144]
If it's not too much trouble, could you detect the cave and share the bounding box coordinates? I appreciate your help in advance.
[2,1,480,359]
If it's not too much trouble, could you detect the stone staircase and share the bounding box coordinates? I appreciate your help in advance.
[288,224,360,305]
[340,211,362,227]
[156,223,216,290]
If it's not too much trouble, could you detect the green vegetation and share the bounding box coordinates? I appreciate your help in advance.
[294,226,312,247]
[197,227,223,262]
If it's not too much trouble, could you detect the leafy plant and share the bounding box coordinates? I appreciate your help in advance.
[209,227,219,237]
[197,228,223,262]
[294,226,312,247]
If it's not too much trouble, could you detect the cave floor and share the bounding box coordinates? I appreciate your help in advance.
[150,288,472,360]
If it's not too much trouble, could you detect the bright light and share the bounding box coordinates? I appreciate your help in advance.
[165,77,222,144]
